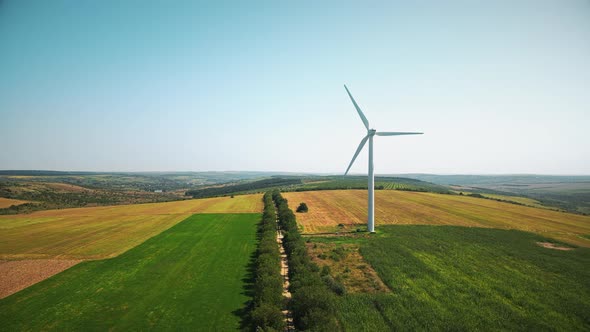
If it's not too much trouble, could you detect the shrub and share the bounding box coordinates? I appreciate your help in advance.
[296,202,308,213]
[251,303,284,331]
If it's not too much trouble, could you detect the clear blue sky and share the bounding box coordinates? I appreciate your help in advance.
[1,1,588,174]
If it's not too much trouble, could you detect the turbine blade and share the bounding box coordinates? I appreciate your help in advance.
[344,135,369,175]
[376,131,424,136]
[344,85,370,130]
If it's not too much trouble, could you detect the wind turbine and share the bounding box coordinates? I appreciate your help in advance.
[343,84,423,233]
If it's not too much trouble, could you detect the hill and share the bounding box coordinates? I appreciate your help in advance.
[283,190,590,247]
[0,194,262,260]
[185,175,451,198]
[396,174,590,214]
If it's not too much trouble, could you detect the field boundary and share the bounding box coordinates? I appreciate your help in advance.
[275,205,295,331]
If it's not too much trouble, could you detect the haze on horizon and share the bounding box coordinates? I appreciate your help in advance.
[1,1,589,175]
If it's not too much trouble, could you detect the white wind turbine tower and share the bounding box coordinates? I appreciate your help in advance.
[343,84,423,233]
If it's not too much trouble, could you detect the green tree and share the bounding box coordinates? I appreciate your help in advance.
[296,202,308,213]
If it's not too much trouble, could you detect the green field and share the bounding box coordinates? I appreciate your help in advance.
[0,213,259,331]
[312,226,590,331]
[0,194,261,260]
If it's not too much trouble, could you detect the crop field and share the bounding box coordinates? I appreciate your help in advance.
[0,194,262,259]
[283,190,590,246]
[418,174,590,214]
[0,213,259,331]
[0,198,29,209]
[315,225,590,331]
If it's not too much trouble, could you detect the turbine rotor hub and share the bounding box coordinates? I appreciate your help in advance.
[368,129,377,136]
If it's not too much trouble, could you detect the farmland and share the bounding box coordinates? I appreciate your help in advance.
[283,190,590,247]
[0,259,81,299]
[1,185,589,330]
[310,226,590,331]
[404,174,590,214]
[0,198,29,209]
[0,171,275,214]
[0,179,185,214]
[0,194,262,259]
[0,213,259,331]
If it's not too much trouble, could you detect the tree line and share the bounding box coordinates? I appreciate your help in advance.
[271,191,342,330]
[249,192,285,330]
[185,178,302,198]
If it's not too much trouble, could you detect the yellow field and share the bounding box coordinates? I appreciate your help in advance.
[0,198,29,209]
[283,190,590,247]
[0,194,262,260]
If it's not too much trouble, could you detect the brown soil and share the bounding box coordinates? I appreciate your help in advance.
[0,259,81,299]
[536,242,574,251]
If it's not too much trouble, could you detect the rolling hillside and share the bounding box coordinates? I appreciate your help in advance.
[283,190,590,247]
[0,194,262,260]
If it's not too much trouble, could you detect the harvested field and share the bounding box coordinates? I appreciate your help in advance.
[0,259,80,299]
[283,190,590,247]
[0,194,262,259]
[0,198,29,209]
[0,213,259,331]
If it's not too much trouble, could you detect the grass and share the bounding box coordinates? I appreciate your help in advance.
[311,225,590,331]
[0,194,262,259]
[0,198,29,209]
[284,190,590,247]
[0,213,259,331]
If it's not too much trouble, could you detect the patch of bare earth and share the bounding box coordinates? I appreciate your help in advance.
[536,242,574,251]
[0,198,30,209]
[44,182,93,193]
[306,242,389,293]
[0,259,81,299]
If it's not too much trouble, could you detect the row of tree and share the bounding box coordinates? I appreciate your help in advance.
[185,178,302,198]
[271,191,341,330]
[250,192,285,331]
